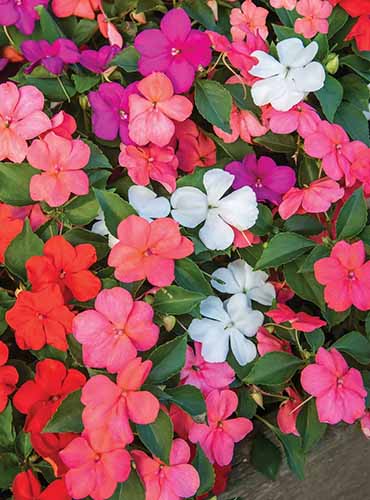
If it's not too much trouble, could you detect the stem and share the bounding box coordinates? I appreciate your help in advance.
[176,319,189,333]
[294,329,305,358]
[288,395,313,415]
[222,54,247,98]
[3,26,14,46]
[263,322,293,332]
[57,76,71,103]
[206,52,223,75]
[255,414,276,432]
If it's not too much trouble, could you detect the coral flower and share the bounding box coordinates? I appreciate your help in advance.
[256,326,292,356]
[12,471,70,500]
[0,82,50,163]
[294,0,333,38]
[128,72,193,147]
[6,285,75,351]
[13,359,86,432]
[26,236,101,302]
[52,0,100,19]
[263,102,320,138]
[27,132,90,207]
[176,119,216,173]
[266,303,326,332]
[48,111,77,139]
[31,432,76,477]
[73,287,159,373]
[108,215,194,287]
[351,148,370,196]
[301,347,367,424]
[230,0,269,41]
[314,240,370,312]
[0,203,23,263]
[270,0,297,8]
[0,340,18,412]
[277,387,303,436]
[214,105,267,144]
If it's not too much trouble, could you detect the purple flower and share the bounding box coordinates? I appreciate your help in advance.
[21,38,79,75]
[0,58,7,71]
[0,0,48,35]
[88,82,138,143]
[134,8,212,93]
[226,154,296,205]
[80,44,121,74]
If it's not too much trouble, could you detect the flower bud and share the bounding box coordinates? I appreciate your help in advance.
[78,95,89,111]
[325,53,339,75]
[162,315,176,332]
[250,390,264,408]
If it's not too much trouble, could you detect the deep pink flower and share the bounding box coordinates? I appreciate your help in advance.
[0,0,48,35]
[263,102,320,138]
[214,105,267,144]
[350,148,370,196]
[294,0,333,38]
[266,303,326,332]
[277,387,303,436]
[230,0,269,41]
[225,153,296,204]
[301,347,367,424]
[135,8,212,93]
[189,390,253,466]
[360,411,370,439]
[256,326,292,356]
[79,45,121,74]
[132,438,200,500]
[21,39,79,75]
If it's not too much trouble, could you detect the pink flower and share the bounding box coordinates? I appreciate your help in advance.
[169,404,194,440]
[81,357,160,446]
[0,82,50,163]
[48,111,77,139]
[266,303,326,332]
[73,287,159,374]
[180,343,235,396]
[360,411,370,439]
[230,0,269,41]
[263,102,320,138]
[176,119,216,173]
[301,347,367,424]
[214,105,267,144]
[60,432,131,500]
[189,389,253,466]
[133,439,200,500]
[270,0,297,9]
[278,178,344,220]
[277,387,303,436]
[232,228,261,248]
[108,215,194,287]
[128,72,193,147]
[256,326,292,356]
[350,148,370,196]
[314,240,370,312]
[294,0,333,38]
[119,143,179,193]
[52,0,100,19]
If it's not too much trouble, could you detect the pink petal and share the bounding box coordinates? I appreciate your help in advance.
[223,417,253,442]
[212,429,235,466]
[169,438,191,465]
[126,391,160,424]
[316,388,343,424]
[300,364,336,397]
[95,287,133,325]
[165,463,200,498]
[12,111,51,140]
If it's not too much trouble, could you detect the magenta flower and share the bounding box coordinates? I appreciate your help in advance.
[79,44,120,74]
[225,154,296,205]
[0,0,48,35]
[134,8,212,93]
[21,39,79,75]
[88,82,137,143]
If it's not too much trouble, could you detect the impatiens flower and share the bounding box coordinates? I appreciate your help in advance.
[256,326,292,356]
[31,432,76,477]
[277,387,303,436]
[79,45,121,74]
[230,0,269,41]
[0,0,48,35]
[81,357,160,446]
[171,169,258,251]
[12,471,70,500]
[232,228,261,248]
[266,303,326,332]
[132,438,200,500]
[350,148,370,196]
[60,432,131,500]
[52,0,100,19]
[301,347,367,424]
[250,38,325,111]
[26,236,101,302]
[360,411,370,439]
[270,0,297,8]
[128,72,193,147]
[13,359,86,432]
[189,389,253,466]
[263,102,320,138]
[294,0,332,38]
[0,82,50,163]
[0,340,18,412]
[345,15,370,52]
[225,154,296,205]
[0,203,23,263]
[73,287,159,373]
[278,178,344,220]
[176,119,216,173]
[21,39,80,75]
[119,142,179,192]
[128,185,170,221]
[180,343,235,396]
[97,13,123,48]
[213,105,268,144]
[6,285,75,351]
[108,215,194,287]
[134,8,212,93]
[169,404,194,440]
[314,240,370,312]
[48,110,77,139]
[211,259,276,306]
[188,295,263,365]
[91,210,119,248]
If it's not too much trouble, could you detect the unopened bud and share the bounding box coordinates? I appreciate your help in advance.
[15,283,26,297]
[325,53,339,75]
[266,325,275,333]
[250,390,264,409]
[262,241,268,249]
[132,11,146,24]
[144,295,154,305]
[79,95,89,111]
[163,315,176,332]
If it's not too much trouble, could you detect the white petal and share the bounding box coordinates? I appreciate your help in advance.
[270,80,304,111]
[91,218,109,237]
[230,329,257,366]
[188,318,220,341]
[171,187,208,228]
[128,185,170,220]
[108,234,120,248]
[289,62,325,93]
[218,187,258,231]
[291,41,318,68]
[249,282,276,306]
[249,50,285,78]
[211,267,243,294]
[199,210,235,250]
[226,293,264,336]
[203,169,234,205]
[201,329,230,363]
[228,259,251,291]
[251,75,288,107]
[200,296,230,323]
[277,38,310,67]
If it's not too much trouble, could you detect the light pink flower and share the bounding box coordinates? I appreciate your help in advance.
[295,0,333,39]
[263,102,320,138]
[270,0,297,9]
[256,326,292,356]
[214,105,267,144]
[301,347,367,425]
[230,0,269,41]
[277,387,303,436]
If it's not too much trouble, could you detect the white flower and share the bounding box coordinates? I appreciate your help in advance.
[211,259,275,306]
[170,169,258,250]
[188,295,263,365]
[91,210,119,248]
[250,38,326,112]
[128,185,170,221]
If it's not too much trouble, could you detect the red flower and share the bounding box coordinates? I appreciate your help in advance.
[6,285,75,351]
[12,470,70,500]
[26,236,101,302]
[13,359,86,433]
[31,432,77,477]
[346,16,370,53]
[0,203,23,263]
[266,303,327,332]
[0,340,18,412]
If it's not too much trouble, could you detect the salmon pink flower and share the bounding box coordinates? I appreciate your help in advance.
[128,72,193,147]
[230,0,269,41]
[12,471,70,500]
[278,178,344,220]
[26,235,101,302]
[108,215,194,287]
[0,340,18,412]
[232,228,261,248]
[134,8,212,93]
[13,359,86,432]
[6,285,75,351]
[27,132,90,207]
[169,404,194,440]
[266,303,326,332]
[314,240,370,312]
[73,287,159,373]
[79,45,121,74]
[277,387,303,436]
[52,0,100,19]
[176,119,216,173]
[350,148,370,195]
[0,82,50,163]
[0,0,48,35]
[31,432,76,477]
[81,357,160,446]
[263,102,320,138]
[60,432,131,500]
[48,111,77,139]
[270,0,297,8]
[294,0,332,38]
[256,326,292,356]
[97,14,123,48]
[21,39,79,75]
[189,389,253,466]
[214,105,267,144]
[301,347,367,424]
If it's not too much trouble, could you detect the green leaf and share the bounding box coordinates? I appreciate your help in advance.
[73,19,97,45]
[153,285,205,315]
[341,55,370,82]
[0,162,37,205]
[315,75,343,122]
[335,101,370,145]
[15,431,32,460]
[273,25,304,43]
[166,385,206,416]
[182,0,217,31]
[112,46,140,72]
[304,328,325,353]
[328,6,348,38]
[244,352,303,386]
[109,468,145,500]
[175,259,212,296]
[284,215,324,236]
[274,431,305,480]
[298,245,330,273]
[38,5,64,42]
[323,307,350,327]
[237,387,257,418]
[0,452,20,488]
[251,433,282,480]
[147,335,187,384]
[0,403,15,450]
[341,74,370,112]
[63,228,109,260]
[43,390,84,433]
[21,76,76,101]
[296,399,327,453]
[72,74,100,93]
[195,80,232,133]
[366,313,370,340]
[94,189,136,237]
[136,0,165,12]
[137,410,173,464]
[63,191,99,225]
[250,204,273,236]
[298,155,319,186]
[254,132,296,154]
[336,187,367,240]
[192,445,215,495]
[5,220,44,281]
[284,257,325,310]
[225,84,261,116]
[255,233,315,270]
[332,331,370,364]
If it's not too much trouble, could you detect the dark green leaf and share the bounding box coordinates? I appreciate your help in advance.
[284,257,325,310]
[112,46,140,72]
[109,468,145,500]
[63,228,109,260]
[341,74,370,111]
[94,188,136,237]
[341,55,370,82]
[225,84,261,116]
[328,6,348,38]
[153,285,205,315]
[195,80,232,133]
[332,331,370,364]
[182,0,217,30]
[284,215,324,236]
[137,410,173,464]
[166,385,206,416]
[192,445,215,495]
[335,101,370,145]
[315,75,343,122]
[175,259,212,296]
[251,433,282,480]
[274,431,305,479]
[255,233,315,270]
[38,5,64,42]
[304,328,325,353]
[237,387,257,419]
[72,74,100,93]
[254,132,296,154]
[15,431,32,460]
[250,204,273,236]
[336,187,367,240]
[147,335,187,384]
[298,245,330,273]
[44,390,84,433]
[21,76,76,101]
[73,19,97,45]
[0,403,15,451]
[244,352,303,386]
[0,453,20,488]
[296,399,327,452]
[0,162,37,205]
[136,0,165,12]
[63,191,99,225]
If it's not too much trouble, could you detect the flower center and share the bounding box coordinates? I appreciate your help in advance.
[15,0,22,5]
[336,144,342,151]
[94,453,101,462]
[37,313,45,321]
[192,365,201,372]
[54,164,61,173]
[255,177,263,188]
[144,248,153,257]
[50,395,60,402]
[148,157,154,163]
[60,270,66,279]
[120,110,128,120]
[337,377,344,388]
[171,47,180,56]
[113,327,125,337]
[217,420,223,429]
[348,271,356,280]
